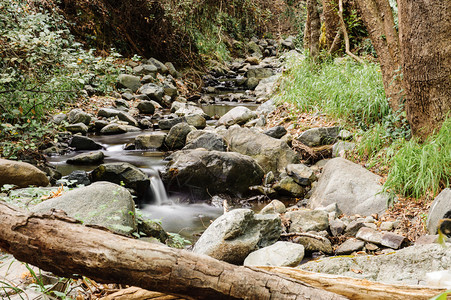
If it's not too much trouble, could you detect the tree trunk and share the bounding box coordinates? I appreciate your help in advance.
[322,0,341,54]
[0,202,346,300]
[354,0,403,112]
[398,0,451,138]
[305,0,322,57]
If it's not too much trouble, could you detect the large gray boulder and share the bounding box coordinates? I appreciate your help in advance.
[117,74,141,92]
[162,149,264,197]
[91,162,149,202]
[183,131,227,151]
[67,109,91,125]
[224,127,299,175]
[309,158,390,216]
[297,127,340,147]
[69,135,103,150]
[300,244,451,285]
[138,83,164,102]
[30,182,136,235]
[164,122,194,150]
[427,189,451,234]
[193,209,281,264]
[217,106,257,127]
[244,241,304,267]
[0,159,49,188]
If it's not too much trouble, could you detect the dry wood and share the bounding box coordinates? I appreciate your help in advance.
[0,202,346,300]
[100,287,184,300]
[258,267,446,300]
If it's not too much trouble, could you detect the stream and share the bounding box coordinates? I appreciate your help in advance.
[47,103,259,242]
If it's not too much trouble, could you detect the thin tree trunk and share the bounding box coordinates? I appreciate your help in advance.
[354,0,403,112]
[305,0,321,57]
[338,0,364,63]
[0,202,346,300]
[322,0,341,54]
[398,0,451,138]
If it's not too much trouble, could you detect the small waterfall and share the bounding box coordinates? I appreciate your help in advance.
[142,167,168,205]
[149,173,168,205]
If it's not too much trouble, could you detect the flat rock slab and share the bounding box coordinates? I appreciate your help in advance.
[300,244,451,285]
[335,238,365,255]
[244,241,304,267]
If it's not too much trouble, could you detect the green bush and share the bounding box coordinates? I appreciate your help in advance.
[274,55,390,127]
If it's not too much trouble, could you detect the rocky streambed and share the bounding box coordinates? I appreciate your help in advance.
[1,37,451,290]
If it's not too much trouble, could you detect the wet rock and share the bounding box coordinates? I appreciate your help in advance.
[273,176,305,198]
[94,120,109,131]
[286,163,316,186]
[0,159,49,188]
[193,209,281,264]
[300,244,451,285]
[174,103,206,117]
[65,123,88,134]
[57,170,90,187]
[264,126,287,139]
[118,111,138,127]
[30,182,136,235]
[183,131,227,151]
[297,126,340,147]
[134,132,166,149]
[185,114,206,129]
[158,117,184,130]
[286,209,329,233]
[164,122,194,150]
[138,83,164,102]
[69,135,102,150]
[138,218,169,242]
[217,106,257,127]
[91,162,150,202]
[67,151,104,165]
[427,189,451,235]
[98,108,122,118]
[293,234,333,254]
[100,124,140,135]
[137,101,156,115]
[260,199,286,215]
[67,109,91,125]
[335,238,365,255]
[309,158,391,216]
[332,141,356,158]
[162,149,264,197]
[224,126,299,175]
[117,74,141,92]
[244,241,304,267]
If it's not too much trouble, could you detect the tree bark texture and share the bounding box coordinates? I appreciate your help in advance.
[354,0,403,111]
[0,202,347,300]
[322,0,342,54]
[398,0,451,138]
[305,0,322,57]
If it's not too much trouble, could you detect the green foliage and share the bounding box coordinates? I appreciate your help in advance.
[430,290,451,300]
[274,55,390,127]
[166,232,192,249]
[0,0,122,159]
[383,117,451,199]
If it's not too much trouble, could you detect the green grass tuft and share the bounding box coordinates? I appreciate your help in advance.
[274,55,390,127]
[384,117,451,198]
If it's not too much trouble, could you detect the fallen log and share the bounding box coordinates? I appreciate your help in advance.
[0,202,346,300]
[258,266,446,300]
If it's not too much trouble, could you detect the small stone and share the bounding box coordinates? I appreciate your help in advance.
[356,227,382,244]
[381,232,405,249]
[364,223,378,229]
[335,238,365,255]
[365,242,379,251]
[67,151,104,165]
[330,219,346,237]
[345,220,366,237]
[286,164,316,186]
[286,209,329,233]
[264,171,275,185]
[293,234,333,254]
[338,129,353,140]
[244,241,304,267]
[380,221,395,231]
[65,123,88,134]
[264,126,287,139]
[260,199,286,215]
[135,133,166,149]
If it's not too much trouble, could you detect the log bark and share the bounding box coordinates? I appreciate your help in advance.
[354,0,403,111]
[398,0,451,138]
[258,267,446,300]
[0,202,346,300]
